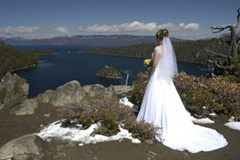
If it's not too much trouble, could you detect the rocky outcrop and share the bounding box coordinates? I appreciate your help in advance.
[0,72,29,107]
[0,134,52,160]
[47,80,86,107]
[0,72,132,115]
[96,65,122,79]
[11,98,38,116]
[87,84,106,97]
[0,76,135,159]
[85,84,115,97]
[83,84,132,98]
[37,90,54,104]
[113,85,132,98]
[37,83,132,107]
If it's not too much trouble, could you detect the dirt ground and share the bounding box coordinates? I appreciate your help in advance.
[0,103,240,160]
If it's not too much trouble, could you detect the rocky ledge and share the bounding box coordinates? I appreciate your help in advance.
[96,65,122,79]
[0,72,132,115]
[0,73,133,159]
[0,72,29,109]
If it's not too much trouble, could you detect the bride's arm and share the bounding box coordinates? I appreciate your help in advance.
[148,49,160,73]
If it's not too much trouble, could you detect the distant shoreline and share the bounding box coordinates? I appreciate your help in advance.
[78,49,204,65]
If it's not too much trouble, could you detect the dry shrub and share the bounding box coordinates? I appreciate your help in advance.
[130,72,150,107]
[60,96,155,140]
[124,119,155,141]
[131,71,240,118]
[174,72,240,117]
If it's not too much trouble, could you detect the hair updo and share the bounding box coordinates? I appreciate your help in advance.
[155,29,169,45]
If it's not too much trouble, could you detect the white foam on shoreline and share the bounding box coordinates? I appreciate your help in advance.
[224,117,240,131]
[37,120,141,146]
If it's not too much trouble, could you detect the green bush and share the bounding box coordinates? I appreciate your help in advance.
[223,56,240,83]
[174,72,240,117]
[124,119,155,141]
[130,71,240,118]
[130,72,150,107]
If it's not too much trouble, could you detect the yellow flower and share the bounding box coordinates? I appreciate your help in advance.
[144,59,153,68]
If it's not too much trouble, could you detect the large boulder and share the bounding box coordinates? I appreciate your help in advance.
[0,134,52,160]
[83,84,132,98]
[113,85,133,98]
[37,89,54,104]
[84,84,116,98]
[11,98,38,116]
[0,73,29,107]
[49,80,86,107]
[88,84,106,97]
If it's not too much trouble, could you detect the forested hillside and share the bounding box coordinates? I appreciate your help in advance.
[78,37,239,64]
[0,41,54,78]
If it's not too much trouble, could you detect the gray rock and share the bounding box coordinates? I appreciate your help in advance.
[82,85,91,93]
[88,84,105,97]
[148,150,157,156]
[11,98,38,115]
[84,84,116,97]
[113,85,133,98]
[0,72,29,107]
[104,85,116,97]
[37,89,54,104]
[83,84,132,98]
[49,80,86,107]
[0,134,50,160]
[145,139,154,145]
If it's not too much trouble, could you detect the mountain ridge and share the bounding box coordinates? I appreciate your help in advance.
[0,35,184,45]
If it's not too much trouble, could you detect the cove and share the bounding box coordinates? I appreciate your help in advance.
[14,45,206,97]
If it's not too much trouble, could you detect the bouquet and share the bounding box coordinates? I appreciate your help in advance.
[144,59,153,68]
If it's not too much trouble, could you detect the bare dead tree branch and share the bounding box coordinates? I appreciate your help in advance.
[211,25,232,33]
[197,49,233,77]
[197,9,239,78]
[120,70,133,86]
[197,49,231,59]
[236,8,240,28]
[214,61,233,70]
[237,37,240,45]
[207,59,214,64]
[211,8,240,33]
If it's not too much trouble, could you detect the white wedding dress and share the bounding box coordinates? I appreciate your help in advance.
[136,37,228,153]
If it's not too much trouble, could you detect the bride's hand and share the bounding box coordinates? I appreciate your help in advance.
[148,67,152,73]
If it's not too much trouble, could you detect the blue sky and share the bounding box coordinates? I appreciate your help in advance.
[0,0,239,40]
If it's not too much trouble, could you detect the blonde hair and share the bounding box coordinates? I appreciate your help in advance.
[155,29,169,45]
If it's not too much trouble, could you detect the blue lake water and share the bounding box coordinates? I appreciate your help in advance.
[13,45,206,98]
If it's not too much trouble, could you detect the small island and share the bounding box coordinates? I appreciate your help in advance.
[96,65,122,79]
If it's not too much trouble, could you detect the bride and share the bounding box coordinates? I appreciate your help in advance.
[136,29,228,153]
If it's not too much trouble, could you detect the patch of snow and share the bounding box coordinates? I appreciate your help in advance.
[224,117,240,131]
[37,120,141,146]
[191,116,215,124]
[44,113,51,117]
[186,112,215,124]
[209,112,217,117]
[119,97,134,108]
